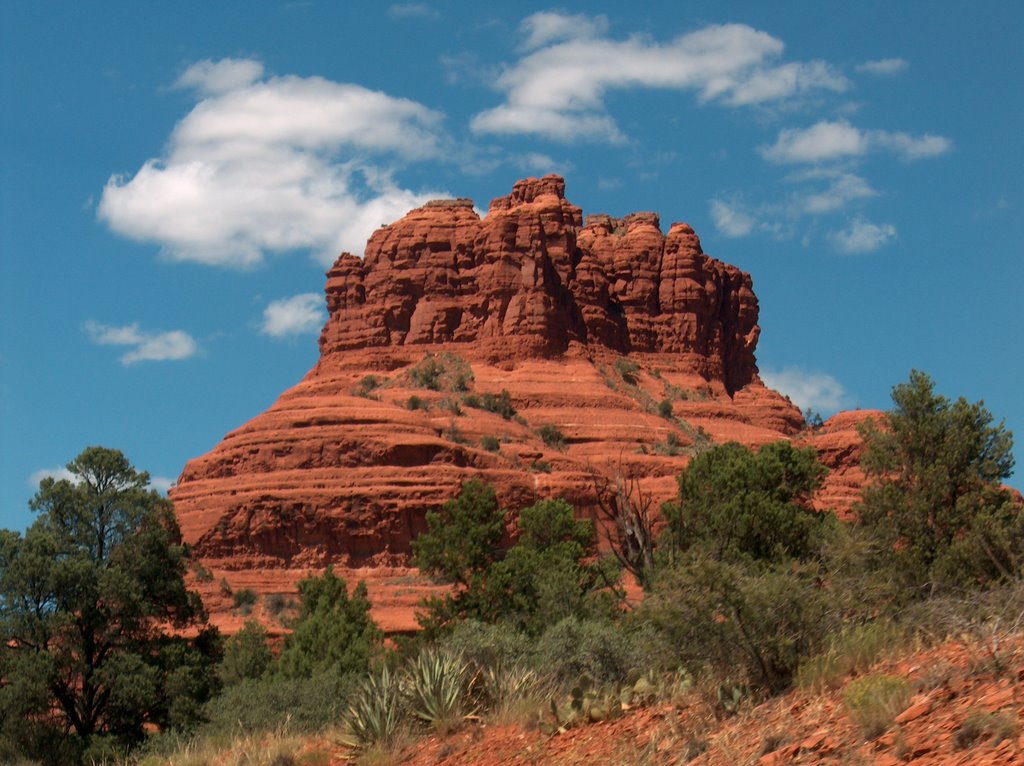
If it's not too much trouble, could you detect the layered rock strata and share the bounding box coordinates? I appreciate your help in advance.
[171,176,851,585]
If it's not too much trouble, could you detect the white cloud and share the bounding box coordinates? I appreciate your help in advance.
[856,58,907,76]
[99,58,447,267]
[29,466,77,487]
[761,119,952,164]
[148,476,176,494]
[471,18,847,141]
[84,321,199,365]
[261,293,326,338]
[760,367,850,413]
[709,199,756,237]
[173,58,265,95]
[519,11,609,50]
[799,171,875,214]
[387,3,438,19]
[829,218,897,253]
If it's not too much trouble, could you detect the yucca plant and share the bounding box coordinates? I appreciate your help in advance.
[339,665,404,751]
[402,647,477,732]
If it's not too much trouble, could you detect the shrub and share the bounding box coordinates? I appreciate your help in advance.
[533,617,643,687]
[614,358,640,385]
[356,375,381,397]
[407,353,474,393]
[409,356,444,390]
[221,619,272,685]
[407,394,426,410]
[641,555,833,694]
[954,709,1016,749]
[192,560,214,582]
[796,621,902,693]
[482,390,517,420]
[843,675,911,739]
[442,620,534,669]
[440,398,463,415]
[658,399,673,419]
[480,435,501,453]
[219,577,233,597]
[265,593,288,617]
[202,673,355,736]
[538,424,566,450]
[530,460,552,473]
[233,588,258,614]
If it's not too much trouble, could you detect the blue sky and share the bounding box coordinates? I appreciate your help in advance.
[2,1,1021,531]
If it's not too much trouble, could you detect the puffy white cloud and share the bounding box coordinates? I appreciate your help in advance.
[99,58,447,267]
[856,58,908,76]
[261,293,326,338]
[519,11,609,50]
[829,218,897,253]
[84,321,199,365]
[471,18,847,141]
[761,119,951,164]
[29,466,77,487]
[709,199,756,237]
[760,367,850,413]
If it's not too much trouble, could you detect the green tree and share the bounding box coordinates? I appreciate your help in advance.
[274,567,381,680]
[0,447,220,764]
[412,480,506,588]
[661,440,830,565]
[857,370,1019,592]
[413,486,619,636]
[220,619,272,685]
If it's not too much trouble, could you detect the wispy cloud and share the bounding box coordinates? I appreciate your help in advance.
[761,119,951,164]
[760,366,851,413]
[261,293,326,338]
[709,199,756,237]
[99,58,447,267]
[856,58,908,76]
[471,15,847,141]
[84,321,198,364]
[829,218,897,253]
[387,3,439,20]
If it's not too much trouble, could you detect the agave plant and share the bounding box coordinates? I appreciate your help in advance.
[402,647,477,730]
[339,664,404,751]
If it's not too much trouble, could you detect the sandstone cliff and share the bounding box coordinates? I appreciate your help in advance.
[170,176,854,588]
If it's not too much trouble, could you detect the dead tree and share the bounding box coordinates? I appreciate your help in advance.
[589,461,658,590]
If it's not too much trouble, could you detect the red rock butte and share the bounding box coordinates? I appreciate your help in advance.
[171,175,872,588]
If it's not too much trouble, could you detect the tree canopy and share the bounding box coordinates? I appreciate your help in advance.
[857,369,1020,591]
[0,447,220,764]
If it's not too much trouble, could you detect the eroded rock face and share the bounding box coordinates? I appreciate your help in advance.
[171,176,850,574]
[318,176,759,394]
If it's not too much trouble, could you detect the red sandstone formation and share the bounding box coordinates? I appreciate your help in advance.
[170,176,866,629]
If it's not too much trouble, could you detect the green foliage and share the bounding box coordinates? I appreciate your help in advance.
[412,481,505,589]
[464,390,517,419]
[402,648,476,731]
[538,424,567,450]
[480,435,501,453]
[843,675,911,739]
[530,460,552,473]
[440,619,533,670]
[232,588,258,613]
[413,488,620,636]
[954,709,1017,749]
[356,375,381,397]
[658,399,673,419]
[274,568,381,680]
[640,554,832,693]
[0,447,221,764]
[407,395,426,410]
[407,353,474,392]
[614,358,640,385]
[661,440,830,565]
[220,619,272,685]
[533,617,657,687]
[340,665,404,751]
[857,370,1019,593]
[796,621,902,692]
